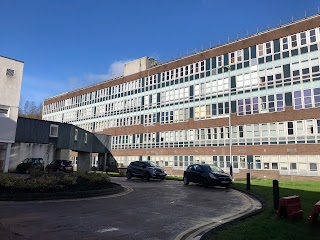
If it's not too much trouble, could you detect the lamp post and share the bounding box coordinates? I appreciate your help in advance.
[223,66,232,177]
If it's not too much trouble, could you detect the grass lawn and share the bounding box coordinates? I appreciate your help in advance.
[209,179,320,240]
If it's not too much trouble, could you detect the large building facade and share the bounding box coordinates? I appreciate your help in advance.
[43,15,320,179]
[0,56,24,173]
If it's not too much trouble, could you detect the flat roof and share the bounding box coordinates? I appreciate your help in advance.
[0,55,24,63]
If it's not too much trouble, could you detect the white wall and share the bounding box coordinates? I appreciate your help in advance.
[0,56,24,143]
[9,143,55,171]
[124,57,148,76]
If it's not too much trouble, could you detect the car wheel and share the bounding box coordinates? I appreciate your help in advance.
[183,176,189,185]
[126,171,132,179]
[145,172,151,181]
[225,184,231,189]
[160,177,165,181]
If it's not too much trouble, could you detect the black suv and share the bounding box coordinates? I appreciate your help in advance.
[183,164,232,188]
[16,158,44,174]
[45,160,74,173]
[126,161,167,180]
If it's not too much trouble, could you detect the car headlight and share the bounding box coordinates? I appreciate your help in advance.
[209,173,217,179]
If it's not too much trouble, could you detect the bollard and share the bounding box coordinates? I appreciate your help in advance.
[273,180,280,211]
[246,173,250,190]
[230,165,233,178]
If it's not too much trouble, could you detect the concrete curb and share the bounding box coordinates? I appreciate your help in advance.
[0,183,124,201]
[200,187,265,240]
[175,188,263,240]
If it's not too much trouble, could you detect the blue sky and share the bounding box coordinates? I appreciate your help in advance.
[1,0,320,105]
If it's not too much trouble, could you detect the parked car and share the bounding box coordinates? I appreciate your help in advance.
[16,158,44,174]
[45,160,74,173]
[183,164,232,188]
[126,161,167,180]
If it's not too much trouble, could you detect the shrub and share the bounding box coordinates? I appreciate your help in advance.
[0,172,111,193]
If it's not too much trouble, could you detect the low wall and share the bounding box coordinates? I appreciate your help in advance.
[9,143,55,171]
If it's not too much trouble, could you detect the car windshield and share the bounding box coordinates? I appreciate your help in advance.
[202,165,225,173]
[144,162,158,167]
[59,160,72,166]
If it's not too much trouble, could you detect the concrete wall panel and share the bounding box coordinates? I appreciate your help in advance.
[9,142,55,171]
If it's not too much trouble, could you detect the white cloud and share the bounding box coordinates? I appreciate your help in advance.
[84,59,133,85]
[21,59,134,105]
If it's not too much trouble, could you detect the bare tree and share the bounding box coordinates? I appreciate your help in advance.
[19,100,42,120]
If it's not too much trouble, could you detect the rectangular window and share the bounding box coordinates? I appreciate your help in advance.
[255,156,261,169]
[6,69,14,76]
[266,42,272,54]
[219,156,224,168]
[258,44,264,56]
[84,133,88,144]
[232,156,238,168]
[313,88,320,107]
[310,163,318,171]
[310,29,316,43]
[300,32,307,45]
[74,129,78,141]
[230,52,235,64]
[287,122,294,135]
[217,56,222,67]
[272,163,278,170]
[291,35,297,48]
[50,124,59,137]
[306,120,314,135]
[237,50,242,62]
[290,162,297,170]
[240,156,246,169]
[0,105,9,117]
[282,37,288,51]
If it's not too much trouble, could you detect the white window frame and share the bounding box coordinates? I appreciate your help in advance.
[50,124,59,138]
[75,129,78,141]
[0,105,9,118]
[84,133,88,144]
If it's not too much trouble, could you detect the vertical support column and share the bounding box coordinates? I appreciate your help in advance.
[4,143,12,173]
[77,152,92,172]
[98,153,107,172]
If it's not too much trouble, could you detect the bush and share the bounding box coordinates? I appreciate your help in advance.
[0,172,111,193]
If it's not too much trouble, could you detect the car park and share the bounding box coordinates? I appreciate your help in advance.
[45,160,74,173]
[126,161,167,180]
[183,164,232,188]
[15,158,44,174]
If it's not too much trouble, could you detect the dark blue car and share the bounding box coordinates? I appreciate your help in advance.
[183,164,232,188]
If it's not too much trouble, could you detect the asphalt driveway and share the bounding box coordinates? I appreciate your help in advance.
[0,177,259,240]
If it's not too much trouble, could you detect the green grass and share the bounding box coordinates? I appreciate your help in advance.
[209,179,320,240]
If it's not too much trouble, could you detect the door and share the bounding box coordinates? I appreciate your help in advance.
[193,164,203,183]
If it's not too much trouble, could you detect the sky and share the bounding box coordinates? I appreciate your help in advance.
[1,0,320,106]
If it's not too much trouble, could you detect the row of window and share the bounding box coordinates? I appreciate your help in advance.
[43,28,320,115]
[60,85,319,131]
[44,56,320,127]
[115,155,319,175]
[111,119,320,149]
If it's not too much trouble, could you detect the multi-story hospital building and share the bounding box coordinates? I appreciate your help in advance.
[43,15,320,179]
